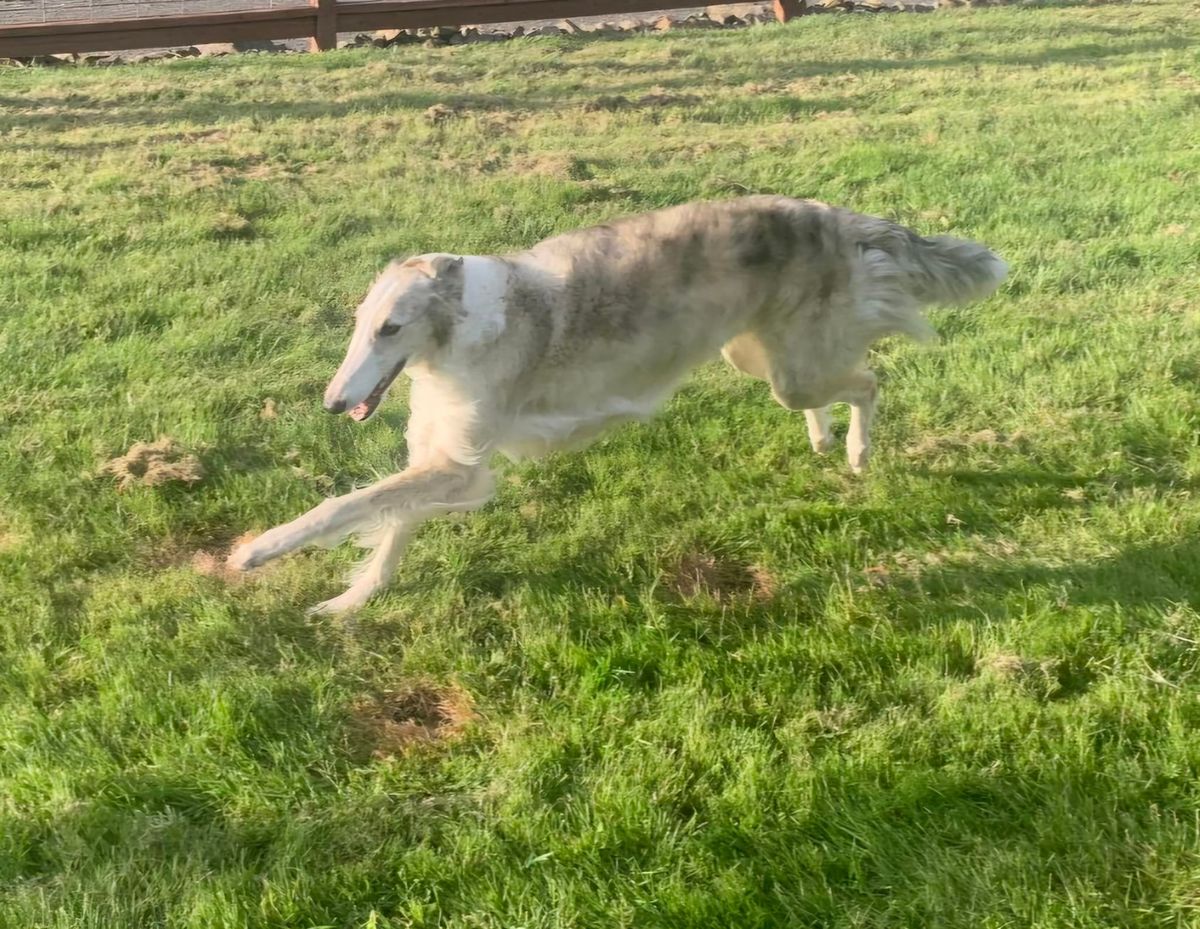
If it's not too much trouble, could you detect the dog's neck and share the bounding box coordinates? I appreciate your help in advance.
[457,255,510,348]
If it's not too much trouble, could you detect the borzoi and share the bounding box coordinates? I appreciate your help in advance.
[228,195,1007,613]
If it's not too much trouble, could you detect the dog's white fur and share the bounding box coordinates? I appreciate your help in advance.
[228,196,1007,613]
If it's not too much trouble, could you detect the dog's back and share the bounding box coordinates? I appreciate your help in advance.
[502,196,1005,387]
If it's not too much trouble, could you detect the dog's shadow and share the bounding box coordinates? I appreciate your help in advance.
[407,452,1200,651]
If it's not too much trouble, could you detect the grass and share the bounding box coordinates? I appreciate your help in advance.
[2,1,1200,925]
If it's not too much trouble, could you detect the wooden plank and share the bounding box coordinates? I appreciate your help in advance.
[0,0,754,57]
[1,4,306,37]
[0,10,314,53]
[308,0,336,50]
[338,0,706,29]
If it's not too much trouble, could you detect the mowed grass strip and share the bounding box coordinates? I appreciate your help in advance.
[2,2,1200,926]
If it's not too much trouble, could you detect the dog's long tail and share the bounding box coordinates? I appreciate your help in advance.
[855,220,1008,342]
[863,221,1008,307]
[904,232,1009,307]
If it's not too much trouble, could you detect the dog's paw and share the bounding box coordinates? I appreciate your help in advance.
[811,435,838,456]
[307,590,369,616]
[227,542,264,572]
[848,446,871,475]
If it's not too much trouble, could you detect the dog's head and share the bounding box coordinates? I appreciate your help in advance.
[323,254,463,421]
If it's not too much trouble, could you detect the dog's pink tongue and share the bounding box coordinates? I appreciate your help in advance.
[349,403,370,422]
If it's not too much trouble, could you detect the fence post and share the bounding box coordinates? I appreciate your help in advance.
[773,0,806,21]
[309,0,336,51]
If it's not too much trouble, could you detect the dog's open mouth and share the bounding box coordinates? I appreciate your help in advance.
[348,360,406,422]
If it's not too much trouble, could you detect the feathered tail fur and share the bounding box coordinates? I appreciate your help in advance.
[855,219,1008,342]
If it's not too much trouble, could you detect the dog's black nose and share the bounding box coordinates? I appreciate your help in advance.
[324,399,347,414]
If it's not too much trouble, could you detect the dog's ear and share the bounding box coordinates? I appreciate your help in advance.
[427,254,464,278]
[404,254,463,278]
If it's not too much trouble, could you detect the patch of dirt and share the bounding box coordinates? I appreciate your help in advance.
[667,552,776,603]
[636,92,700,107]
[350,682,477,760]
[978,653,1083,698]
[424,103,457,125]
[798,704,861,736]
[100,437,204,491]
[191,530,259,583]
[582,94,631,112]
[583,90,702,111]
[209,211,252,238]
[982,653,1041,678]
[181,129,230,144]
[861,564,892,589]
[904,429,1025,458]
[508,151,575,178]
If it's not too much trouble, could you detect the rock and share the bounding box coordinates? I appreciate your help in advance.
[11,54,72,67]
[195,43,236,57]
[681,13,721,27]
[652,15,675,29]
[373,28,402,46]
[124,49,176,63]
[173,46,200,57]
[706,2,763,20]
[525,24,564,37]
[557,18,583,33]
[616,17,648,30]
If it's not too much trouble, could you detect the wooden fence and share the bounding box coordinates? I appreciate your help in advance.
[0,0,803,58]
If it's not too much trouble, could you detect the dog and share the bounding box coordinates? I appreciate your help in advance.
[228,195,1007,613]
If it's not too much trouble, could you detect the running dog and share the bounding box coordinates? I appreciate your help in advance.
[228,195,1007,613]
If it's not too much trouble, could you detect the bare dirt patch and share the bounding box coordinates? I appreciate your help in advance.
[100,437,204,491]
[424,103,457,125]
[350,682,477,759]
[667,552,776,603]
[980,653,1064,681]
[191,531,260,583]
[904,429,1026,458]
[582,91,701,112]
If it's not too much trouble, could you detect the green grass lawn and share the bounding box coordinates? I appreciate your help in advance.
[3,2,1200,925]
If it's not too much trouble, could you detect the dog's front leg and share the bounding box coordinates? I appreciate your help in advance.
[227,494,356,571]
[229,460,493,612]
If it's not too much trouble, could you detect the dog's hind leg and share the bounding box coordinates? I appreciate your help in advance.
[764,348,879,473]
[804,407,835,455]
[307,523,414,616]
[307,466,495,615]
[721,333,771,380]
[840,369,878,475]
[726,332,835,456]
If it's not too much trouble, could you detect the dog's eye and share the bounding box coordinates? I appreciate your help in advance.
[378,322,401,337]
